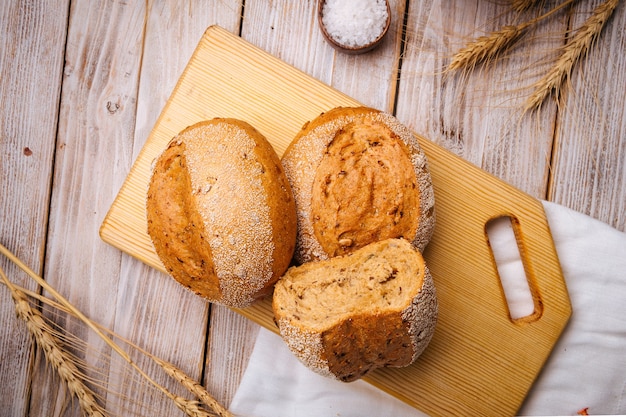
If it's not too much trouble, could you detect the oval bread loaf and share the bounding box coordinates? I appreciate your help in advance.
[281,106,435,264]
[272,238,438,382]
[146,118,297,308]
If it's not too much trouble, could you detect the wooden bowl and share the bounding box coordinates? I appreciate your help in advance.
[317,0,391,55]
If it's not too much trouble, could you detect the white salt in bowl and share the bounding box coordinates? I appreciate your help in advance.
[318,0,391,54]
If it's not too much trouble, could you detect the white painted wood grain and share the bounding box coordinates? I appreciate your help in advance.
[205,305,260,406]
[27,1,242,415]
[395,0,566,199]
[27,1,151,415]
[0,1,69,415]
[548,0,626,232]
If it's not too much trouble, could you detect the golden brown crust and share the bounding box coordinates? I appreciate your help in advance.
[282,107,435,264]
[273,238,438,382]
[147,141,221,300]
[147,118,297,307]
[311,120,420,257]
[321,312,415,382]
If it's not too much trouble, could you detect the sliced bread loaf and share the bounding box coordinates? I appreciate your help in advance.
[272,238,438,382]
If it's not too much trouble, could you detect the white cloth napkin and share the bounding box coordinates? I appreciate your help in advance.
[229,201,626,416]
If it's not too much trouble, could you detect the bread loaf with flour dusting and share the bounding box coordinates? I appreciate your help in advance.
[272,238,438,382]
[146,118,297,308]
[281,106,435,264]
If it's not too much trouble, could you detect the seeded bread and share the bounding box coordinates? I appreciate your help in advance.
[146,119,297,308]
[281,106,435,264]
[272,238,438,382]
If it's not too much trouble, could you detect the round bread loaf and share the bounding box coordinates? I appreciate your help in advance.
[273,238,438,382]
[146,118,297,308]
[281,106,435,264]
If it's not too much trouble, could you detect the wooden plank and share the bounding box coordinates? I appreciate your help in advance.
[127,0,248,408]
[240,0,407,112]
[26,2,242,416]
[205,305,260,406]
[0,1,69,415]
[26,1,148,415]
[50,1,241,415]
[548,0,626,232]
[100,26,571,416]
[395,0,566,199]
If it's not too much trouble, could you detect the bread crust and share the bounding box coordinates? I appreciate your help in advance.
[273,238,438,382]
[147,118,297,307]
[281,106,435,264]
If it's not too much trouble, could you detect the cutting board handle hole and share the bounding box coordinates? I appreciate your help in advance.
[486,216,539,323]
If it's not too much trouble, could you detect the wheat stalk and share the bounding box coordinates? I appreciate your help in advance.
[154,358,233,417]
[1,280,234,417]
[447,0,577,73]
[525,0,620,112]
[447,25,525,73]
[0,265,107,417]
[0,243,232,417]
[511,0,543,13]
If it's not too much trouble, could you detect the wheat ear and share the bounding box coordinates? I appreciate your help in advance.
[0,243,230,417]
[447,25,524,72]
[154,358,233,417]
[1,281,234,417]
[0,265,107,417]
[525,0,619,112]
[511,0,542,13]
[447,0,577,73]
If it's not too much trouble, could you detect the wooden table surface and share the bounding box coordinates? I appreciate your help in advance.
[1,1,624,416]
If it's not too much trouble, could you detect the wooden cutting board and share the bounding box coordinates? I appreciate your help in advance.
[100,25,571,417]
